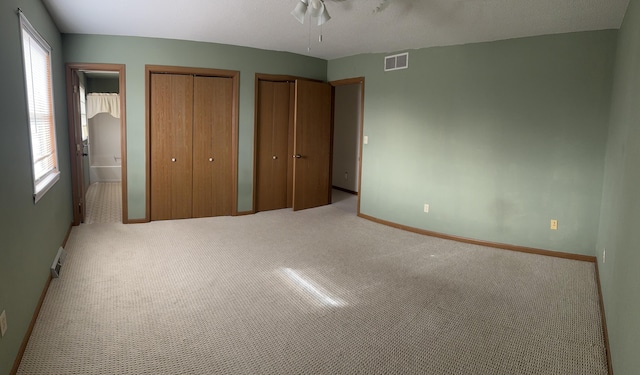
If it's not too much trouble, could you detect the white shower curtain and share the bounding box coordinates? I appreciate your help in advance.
[86,93,120,119]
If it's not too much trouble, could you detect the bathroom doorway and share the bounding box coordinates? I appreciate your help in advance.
[66,63,127,224]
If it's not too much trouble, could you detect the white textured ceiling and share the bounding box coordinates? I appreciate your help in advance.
[43,0,629,60]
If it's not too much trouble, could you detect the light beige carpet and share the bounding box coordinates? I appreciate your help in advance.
[84,182,121,224]
[17,193,607,374]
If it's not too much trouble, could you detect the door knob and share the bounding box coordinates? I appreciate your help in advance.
[272,155,278,160]
[293,154,302,158]
[171,158,176,162]
[209,158,214,162]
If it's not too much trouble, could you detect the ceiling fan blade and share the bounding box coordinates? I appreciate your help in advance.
[291,1,308,24]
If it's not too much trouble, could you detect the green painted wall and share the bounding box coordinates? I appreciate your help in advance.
[0,0,73,373]
[0,1,635,371]
[62,35,327,218]
[597,0,640,372]
[328,31,616,256]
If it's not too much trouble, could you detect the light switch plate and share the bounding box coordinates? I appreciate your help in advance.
[363,136,369,145]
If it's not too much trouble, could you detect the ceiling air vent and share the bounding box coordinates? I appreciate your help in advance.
[384,52,409,72]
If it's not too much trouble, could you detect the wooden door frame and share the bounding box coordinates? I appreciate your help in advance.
[65,63,127,225]
[145,65,240,220]
[329,77,365,215]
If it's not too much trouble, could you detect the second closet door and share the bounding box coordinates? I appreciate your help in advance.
[192,76,233,217]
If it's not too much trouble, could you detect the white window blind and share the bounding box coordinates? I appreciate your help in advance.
[20,12,60,203]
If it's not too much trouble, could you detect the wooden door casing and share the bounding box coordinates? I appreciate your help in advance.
[71,71,86,223]
[292,80,332,211]
[192,76,233,217]
[150,73,194,220]
[67,63,127,224]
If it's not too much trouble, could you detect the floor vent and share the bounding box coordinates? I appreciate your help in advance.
[384,52,409,72]
[51,247,66,278]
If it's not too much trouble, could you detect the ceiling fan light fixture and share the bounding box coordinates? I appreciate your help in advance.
[317,6,331,26]
[309,0,324,17]
[291,0,308,24]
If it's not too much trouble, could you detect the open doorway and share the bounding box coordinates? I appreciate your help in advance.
[330,78,364,214]
[66,63,126,225]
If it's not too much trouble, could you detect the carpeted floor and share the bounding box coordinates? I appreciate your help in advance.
[84,182,122,224]
[17,192,607,374]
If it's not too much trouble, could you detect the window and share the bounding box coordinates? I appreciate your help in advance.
[20,12,60,203]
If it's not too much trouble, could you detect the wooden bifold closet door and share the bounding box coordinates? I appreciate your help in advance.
[255,77,332,213]
[292,79,332,211]
[150,73,232,221]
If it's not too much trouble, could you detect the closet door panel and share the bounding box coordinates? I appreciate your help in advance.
[193,76,233,217]
[170,74,194,219]
[272,82,292,208]
[255,81,274,212]
[292,79,332,211]
[256,80,291,212]
[150,73,193,220]
[256,80,276,212]
[210,77,234,216]
[286,83,295,207]
[150,74,171,220]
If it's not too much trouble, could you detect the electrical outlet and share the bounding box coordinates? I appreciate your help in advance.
[603,248,606,264]
[0,310,7,338]
[550,219,558,230]
[423,203,429,213]
[344,171,348,180]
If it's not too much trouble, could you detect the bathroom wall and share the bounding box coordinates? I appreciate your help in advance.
[88,112,121,180]
[86,76,121,182]
[87,76,119,93]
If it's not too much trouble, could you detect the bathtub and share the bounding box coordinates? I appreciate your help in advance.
[89,155,122,183]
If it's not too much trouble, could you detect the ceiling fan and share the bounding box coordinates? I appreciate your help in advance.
[291,0,396,26]
[291,0,331,25]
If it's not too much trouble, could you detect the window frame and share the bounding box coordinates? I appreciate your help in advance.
[19,12,60,203]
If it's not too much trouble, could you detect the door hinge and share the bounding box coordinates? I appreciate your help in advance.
[74,85,78,93]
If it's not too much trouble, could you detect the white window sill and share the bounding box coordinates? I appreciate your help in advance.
[34,171,60,204]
